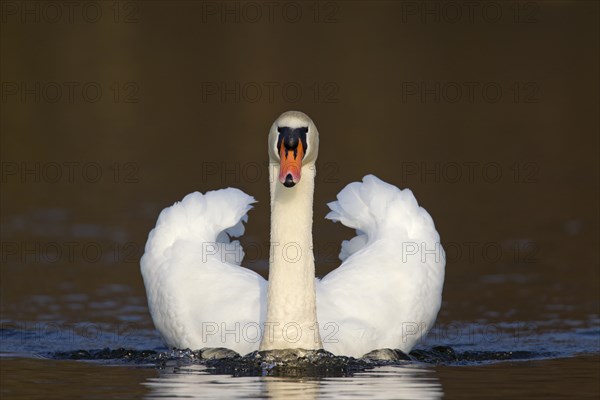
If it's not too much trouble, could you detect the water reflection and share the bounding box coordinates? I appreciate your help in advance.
[144,365,443,399]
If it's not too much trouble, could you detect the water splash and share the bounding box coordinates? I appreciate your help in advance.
[49,345,554,377]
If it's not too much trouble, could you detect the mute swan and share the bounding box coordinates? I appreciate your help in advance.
[141,111,445,358]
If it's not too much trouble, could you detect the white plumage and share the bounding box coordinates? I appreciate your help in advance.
[141,189,267,356]
[318,175,445,356]
[141,112,445,358]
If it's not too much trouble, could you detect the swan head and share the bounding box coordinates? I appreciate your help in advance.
[268,111,319,188]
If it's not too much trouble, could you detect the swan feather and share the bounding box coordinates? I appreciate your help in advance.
[141,177,444,357]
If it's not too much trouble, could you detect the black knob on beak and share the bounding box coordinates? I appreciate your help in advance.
[283,174,296,188]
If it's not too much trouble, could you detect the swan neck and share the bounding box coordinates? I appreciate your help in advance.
[260,164,322,350]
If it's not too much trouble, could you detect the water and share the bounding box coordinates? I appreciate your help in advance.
[1,0,599,398]
[1,352,599,399]
[1,288,598,398]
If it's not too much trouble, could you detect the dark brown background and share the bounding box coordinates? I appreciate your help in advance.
[1,0,598,345]
[1,1,599,398]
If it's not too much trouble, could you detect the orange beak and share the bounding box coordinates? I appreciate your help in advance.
[279,139,304,187]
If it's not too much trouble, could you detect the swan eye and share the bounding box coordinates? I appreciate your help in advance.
[276,126,308,159]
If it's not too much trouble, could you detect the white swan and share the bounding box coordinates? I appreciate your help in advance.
[141,111,445,358]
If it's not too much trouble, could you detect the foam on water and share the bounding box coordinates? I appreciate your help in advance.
[2,317,598,377]
[44,345,559,377]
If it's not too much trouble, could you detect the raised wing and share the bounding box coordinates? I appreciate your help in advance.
[317,175,445,357]
[141,189,266,355]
